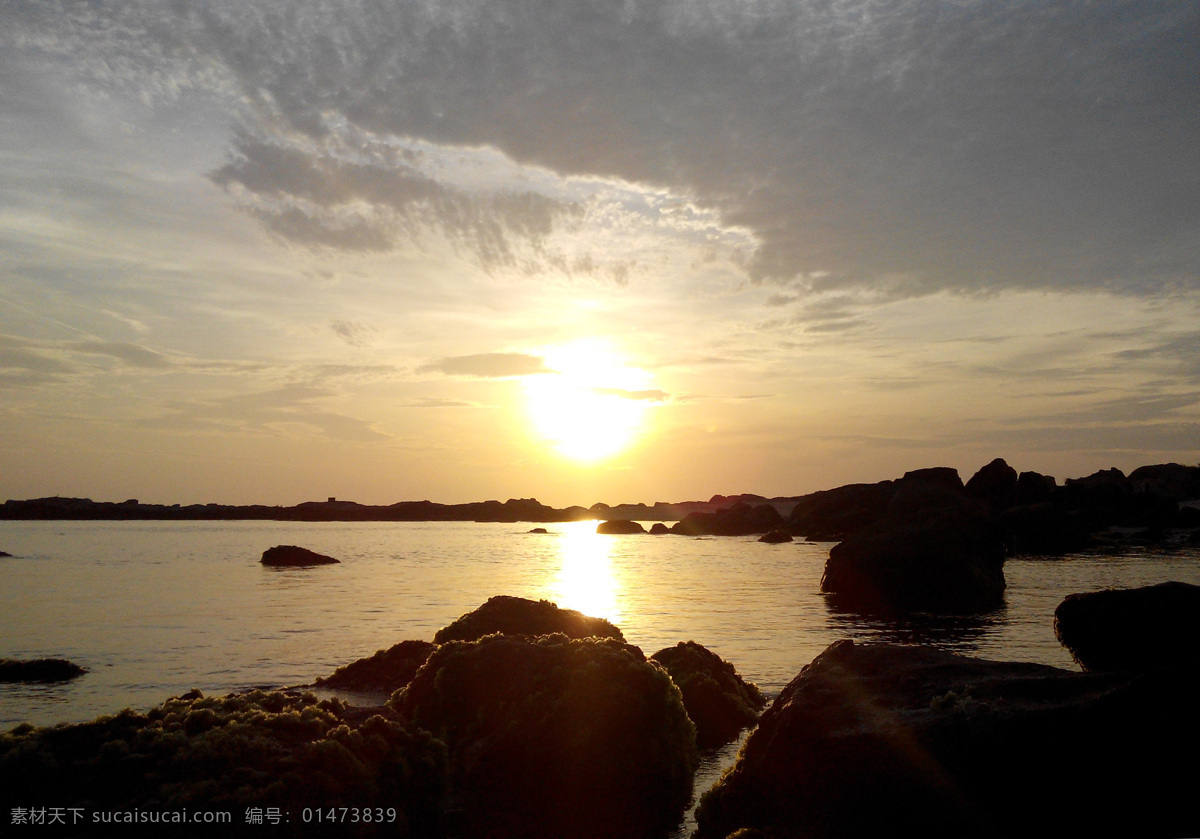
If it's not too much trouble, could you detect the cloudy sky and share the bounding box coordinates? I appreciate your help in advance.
[2,0,1198,507]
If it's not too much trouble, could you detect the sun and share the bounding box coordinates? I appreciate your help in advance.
[524,340,657,461]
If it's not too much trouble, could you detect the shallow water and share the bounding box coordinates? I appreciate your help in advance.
[2,520,1198,833]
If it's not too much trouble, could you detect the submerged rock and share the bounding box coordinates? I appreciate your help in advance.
[694,640,1200,839]
[259,544,340,566]
[821,509,1007,614]
[0,689,447,837]
[596,519,645,534]
[650,641,766,748]
[758,529,793,543]
[433,595,624,644]
[0,550,11,557]
[0,658,86,683]
[392,633,697,839]
[527,527,548,534]
[316,639,436,693]
[1054,581,1200,671]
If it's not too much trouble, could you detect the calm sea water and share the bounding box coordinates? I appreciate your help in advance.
[3,520,1198,832]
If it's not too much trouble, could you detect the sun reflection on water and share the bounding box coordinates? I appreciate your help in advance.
[550,520,623,626]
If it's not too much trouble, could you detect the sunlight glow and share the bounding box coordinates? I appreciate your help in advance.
[524,339,658,461]
[550,520,622,625]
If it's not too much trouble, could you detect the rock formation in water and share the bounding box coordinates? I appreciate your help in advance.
[650,641,766,748]
[1053,580,1200,671]
[694,640,1200,839]
[596,519,645,534]
[0,689,448,838]
[391,633,697,839]
[649,522,671,534]
[0,550,11,557]
[316,639,437,693]
[671,502,785,536]
[0,658,86,683]
[432,595,625,644]
[821,507,1008,614]
[758,529,793,543]
[260,545,340,566]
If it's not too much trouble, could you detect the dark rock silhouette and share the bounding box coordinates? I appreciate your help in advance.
[787,482,895,540]
[392,633,696,839]
[0,658,86,683]
[596,519,645,534]
[316,639,436,693]
[0,689,447,837]
[821,508,1007,614]
[964,458,1019,509]
[0,550,10,557]
[259,544,340,566]
[758,529,793,543]
[433,595,625,644]
[1015,469,1057,504]
[1129,463,1200,500]
[650,641,766,748]
[527,527,548,534]
[672,502,784,536]
[887,467,968,517]
[694,640,1200,839]
[1054,581,1200,671]
[649,522,671,534]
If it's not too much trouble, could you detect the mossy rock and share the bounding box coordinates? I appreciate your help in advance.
[433,595,624,644]
[651,641,766,747]
[316,640,436,693]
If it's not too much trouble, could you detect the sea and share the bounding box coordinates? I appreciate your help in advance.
[3,519,1199,834]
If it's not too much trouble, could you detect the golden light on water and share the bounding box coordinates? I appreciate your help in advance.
[524,339,656,461]
[550,520,623,625]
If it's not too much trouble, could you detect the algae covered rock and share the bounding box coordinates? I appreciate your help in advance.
[260,545,340,566]
[316,640,436,693]
[1054,581,1200,671]
[0,658,86,683]
[650,641,766,747]
[0,689,447,837]
[433,595,624,643]
[392,633,697,839]
[694,640,1200,839]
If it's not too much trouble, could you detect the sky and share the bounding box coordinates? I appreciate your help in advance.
[1,0,1198,508]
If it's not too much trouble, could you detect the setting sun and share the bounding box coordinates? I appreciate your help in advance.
[524,340,658,461]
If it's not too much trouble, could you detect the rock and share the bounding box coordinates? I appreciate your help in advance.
[0,550,11,557]
[527,527,548,534]
[693,640,1200,839]
[998,502,1094,555]
[392,633,697,839]
[964,458,1019,510]
[787,482,895,541]
[433,595,625,644]
[1128,463,1200,501]
[316,639,436,693]
[672,502,785,536]
[649,522,671,535]
[1015,470,1057,505]
[887,467,969,517]
[596,519,645,534]
[1053,581,1200,671]
[650,641,766,748]
[821,509,1007,614]
[758,529,793,543]
[0,658,86,683]
[0,689,447,836]
[259,544,340,566]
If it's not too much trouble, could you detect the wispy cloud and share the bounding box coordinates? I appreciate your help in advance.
[419,352,553,378]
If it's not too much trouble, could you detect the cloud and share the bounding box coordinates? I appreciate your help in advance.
[593,387,670,403]
[16,0,1194,296]
[419,352,553,378]
[69,341,170,368]
[329,320,376,347]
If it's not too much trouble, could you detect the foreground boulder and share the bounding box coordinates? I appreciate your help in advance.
[316,639,436,693]
[1054,581,1200,671]
[596,519,645,534]
[0,689,447,837]
[0,658,86,683]
[392,634,697,839]
[260,545,340,566]
[433,595,624,643]
[821,509,1007,613]
[694,640,1200,839]
[650,641,766,748]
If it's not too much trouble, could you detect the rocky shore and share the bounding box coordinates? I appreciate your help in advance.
[3,581,1198,838]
